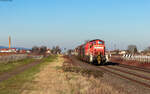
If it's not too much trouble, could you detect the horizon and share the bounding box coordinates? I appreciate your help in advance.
[0,0,150,50]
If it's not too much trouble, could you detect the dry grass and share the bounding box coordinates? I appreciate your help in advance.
[61,61,125,94]
[62,66,103,78]
[21,55,125,94]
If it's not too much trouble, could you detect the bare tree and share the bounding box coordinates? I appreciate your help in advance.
[143,46,150,54]
[32,46,47,55]
[32,46,39,54]
[51,46,61,54]
[55,46,61,54]
[84,40,90,43]
[39,46,47,54]
[127,45,138,54]
[51,46,56,54]
[67,49,73,55]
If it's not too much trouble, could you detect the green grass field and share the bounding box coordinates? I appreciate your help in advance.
[0,58,35,75]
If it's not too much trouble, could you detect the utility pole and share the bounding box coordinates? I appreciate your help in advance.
[114,44,116,51]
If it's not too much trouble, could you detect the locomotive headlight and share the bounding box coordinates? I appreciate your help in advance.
[95,47,104,49]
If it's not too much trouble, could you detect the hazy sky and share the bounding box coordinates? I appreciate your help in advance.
[0,0,150,50]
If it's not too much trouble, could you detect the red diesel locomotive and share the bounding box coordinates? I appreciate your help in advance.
[75,39,106,64]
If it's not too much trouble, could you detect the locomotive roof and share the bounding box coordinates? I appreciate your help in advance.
[76,39,104,48]
[89,39,104,42]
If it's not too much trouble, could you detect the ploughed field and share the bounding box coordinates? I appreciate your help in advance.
[67,55,150,94]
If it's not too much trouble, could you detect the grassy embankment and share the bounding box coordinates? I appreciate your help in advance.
[0,55,57,94]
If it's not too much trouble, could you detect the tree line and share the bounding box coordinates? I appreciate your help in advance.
[32,46,47,55]
[31,46,61,55]
[127,45,150,55]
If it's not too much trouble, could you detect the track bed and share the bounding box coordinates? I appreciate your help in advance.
[67,55,150,94]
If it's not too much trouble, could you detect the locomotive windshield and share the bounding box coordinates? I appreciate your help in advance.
[98,41,103,44]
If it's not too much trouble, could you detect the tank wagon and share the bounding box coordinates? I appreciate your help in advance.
[75,39,107,64]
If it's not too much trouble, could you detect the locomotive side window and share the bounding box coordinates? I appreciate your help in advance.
[90,43,93,48]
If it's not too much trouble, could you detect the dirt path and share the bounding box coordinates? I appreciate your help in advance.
[0,60,41,82]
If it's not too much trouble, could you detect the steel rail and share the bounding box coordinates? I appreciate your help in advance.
[99,67,150,88]
[106,66,150,81]
[118,64,150,73]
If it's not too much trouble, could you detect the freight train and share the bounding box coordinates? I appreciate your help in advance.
[75,39,107,64]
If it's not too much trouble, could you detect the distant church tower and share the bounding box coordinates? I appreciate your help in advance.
[9,36,11,48]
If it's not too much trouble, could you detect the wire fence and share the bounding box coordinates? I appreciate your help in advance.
[0,54,28,63]
[122,55,150,63]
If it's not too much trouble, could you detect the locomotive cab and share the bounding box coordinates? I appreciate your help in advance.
[89,40,106,64]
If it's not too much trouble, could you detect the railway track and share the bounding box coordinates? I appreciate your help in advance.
[99,64,150,89]
[99,67,150,88]
[69,56,150,89]
[118,64,150,73]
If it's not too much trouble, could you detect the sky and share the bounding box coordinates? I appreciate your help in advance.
[0,0,150,50]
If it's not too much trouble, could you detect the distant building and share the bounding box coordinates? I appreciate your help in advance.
[26,50,31,53]
[106,50,127,55]
[119,50,127,55]
[18,49,26,53]
[107,50,118,55]
[46,49,51,54]
[0,48,17,53]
